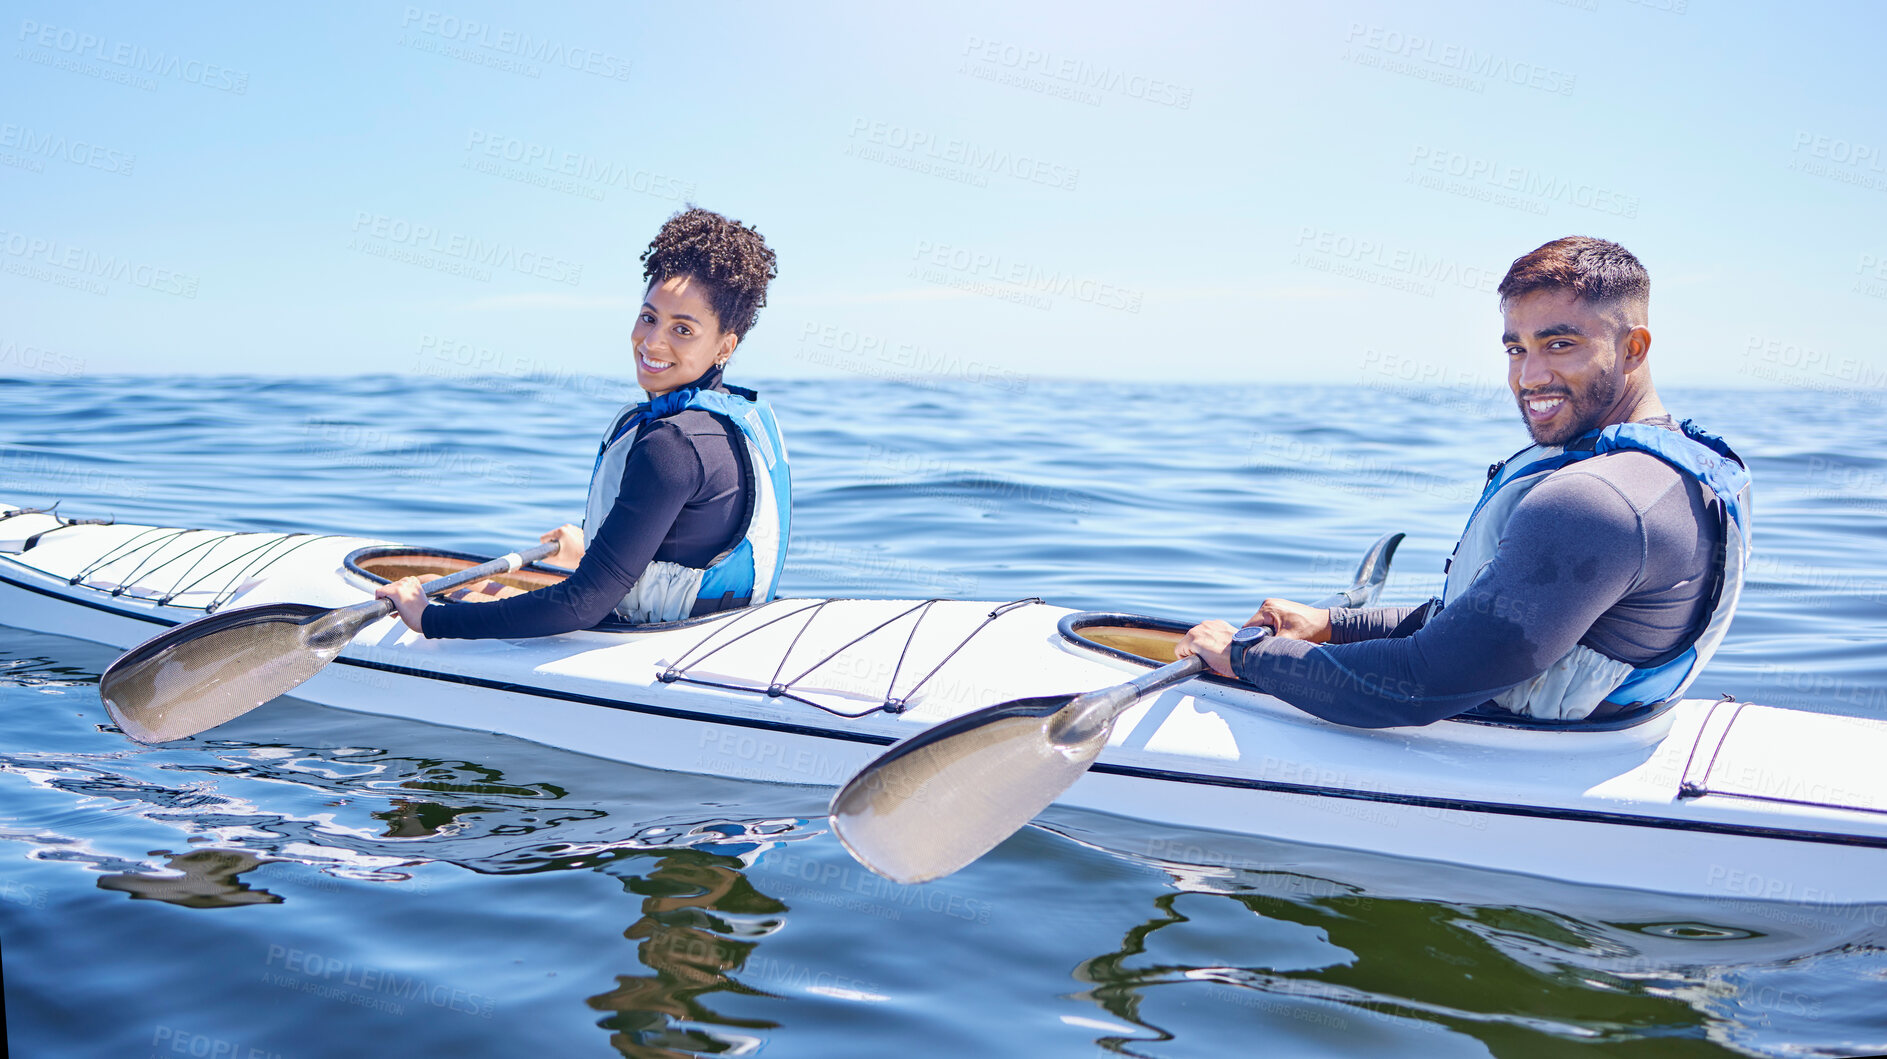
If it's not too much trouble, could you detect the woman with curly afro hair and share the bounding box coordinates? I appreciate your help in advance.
[377,207,792,637]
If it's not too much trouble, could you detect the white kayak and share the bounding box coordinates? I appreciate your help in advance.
[2,501,1884,903]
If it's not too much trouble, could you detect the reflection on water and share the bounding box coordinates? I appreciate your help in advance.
[1055,816,1887,1057]
[97,848,282,909]
[588,849,788,1058]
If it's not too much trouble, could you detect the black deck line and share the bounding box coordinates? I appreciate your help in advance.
[0,568,187,625]
[338,656,1887,852]
[337,654,905,749]
[7,564,1887,852]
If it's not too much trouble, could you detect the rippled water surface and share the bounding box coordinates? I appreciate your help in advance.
[3,375,1885,1057]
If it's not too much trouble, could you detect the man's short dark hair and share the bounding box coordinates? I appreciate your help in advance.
[1497,236,1648,318]
[640,207,779,339]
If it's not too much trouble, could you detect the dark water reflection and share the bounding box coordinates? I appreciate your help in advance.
[588,850,787,1058]
[97,848,283,908]
[1051,815,1887,1058]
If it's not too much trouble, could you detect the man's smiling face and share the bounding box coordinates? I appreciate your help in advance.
[1502,288,1643,446]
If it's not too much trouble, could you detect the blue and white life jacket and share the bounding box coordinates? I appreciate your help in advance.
[583,384,791,624]
[1440,420,1751,720]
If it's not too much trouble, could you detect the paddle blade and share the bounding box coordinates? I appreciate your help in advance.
[100,604,353,744]
[829,694,1109,884]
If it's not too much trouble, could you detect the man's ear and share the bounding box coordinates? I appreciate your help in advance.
[1624,326,1651,371]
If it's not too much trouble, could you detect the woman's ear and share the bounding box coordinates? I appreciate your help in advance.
[717,332,739,366]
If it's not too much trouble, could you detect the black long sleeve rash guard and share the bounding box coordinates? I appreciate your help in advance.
[421,389,749,640]
[1229,448,1721,727]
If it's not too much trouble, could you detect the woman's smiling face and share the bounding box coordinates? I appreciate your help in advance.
[632,274,737,395]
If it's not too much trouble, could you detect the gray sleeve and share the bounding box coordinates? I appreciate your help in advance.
[1327,607,1420,643]
[1231,470,1649,727]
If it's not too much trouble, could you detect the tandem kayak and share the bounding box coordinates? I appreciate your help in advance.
[2,501,1885,902]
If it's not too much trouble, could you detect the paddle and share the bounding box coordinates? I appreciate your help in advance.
[99,540,560,744]
[828,532,1404,884]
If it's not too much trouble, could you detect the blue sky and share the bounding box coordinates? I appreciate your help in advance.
[2,1,1883,389]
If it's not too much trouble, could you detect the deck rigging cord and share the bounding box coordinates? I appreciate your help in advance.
[660,596,1045,718]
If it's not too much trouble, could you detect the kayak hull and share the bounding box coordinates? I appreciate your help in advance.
[4,504,1885,902]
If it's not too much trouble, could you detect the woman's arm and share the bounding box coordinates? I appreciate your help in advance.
[414,423,704,639]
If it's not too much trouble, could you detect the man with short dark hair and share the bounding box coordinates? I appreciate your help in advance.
[1178,236,1751,727]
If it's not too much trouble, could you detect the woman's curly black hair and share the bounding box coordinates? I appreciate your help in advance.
[640,207,778,339]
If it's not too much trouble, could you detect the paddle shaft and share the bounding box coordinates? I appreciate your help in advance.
[1124,653,1207,697]
[420,539,561,592]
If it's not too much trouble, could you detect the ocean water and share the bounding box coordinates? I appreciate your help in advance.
[2,373,1884,1058]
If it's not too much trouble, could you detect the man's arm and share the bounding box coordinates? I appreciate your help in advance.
[1224,472,1649,727]
[1327,606,1424,643]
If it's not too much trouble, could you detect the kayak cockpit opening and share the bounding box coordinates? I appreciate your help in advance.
[341,546,741,632]
[1057,612,1242,686]
[347,546,568,601]
[1058,612,1187,666]
[1055,611,1674,732]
